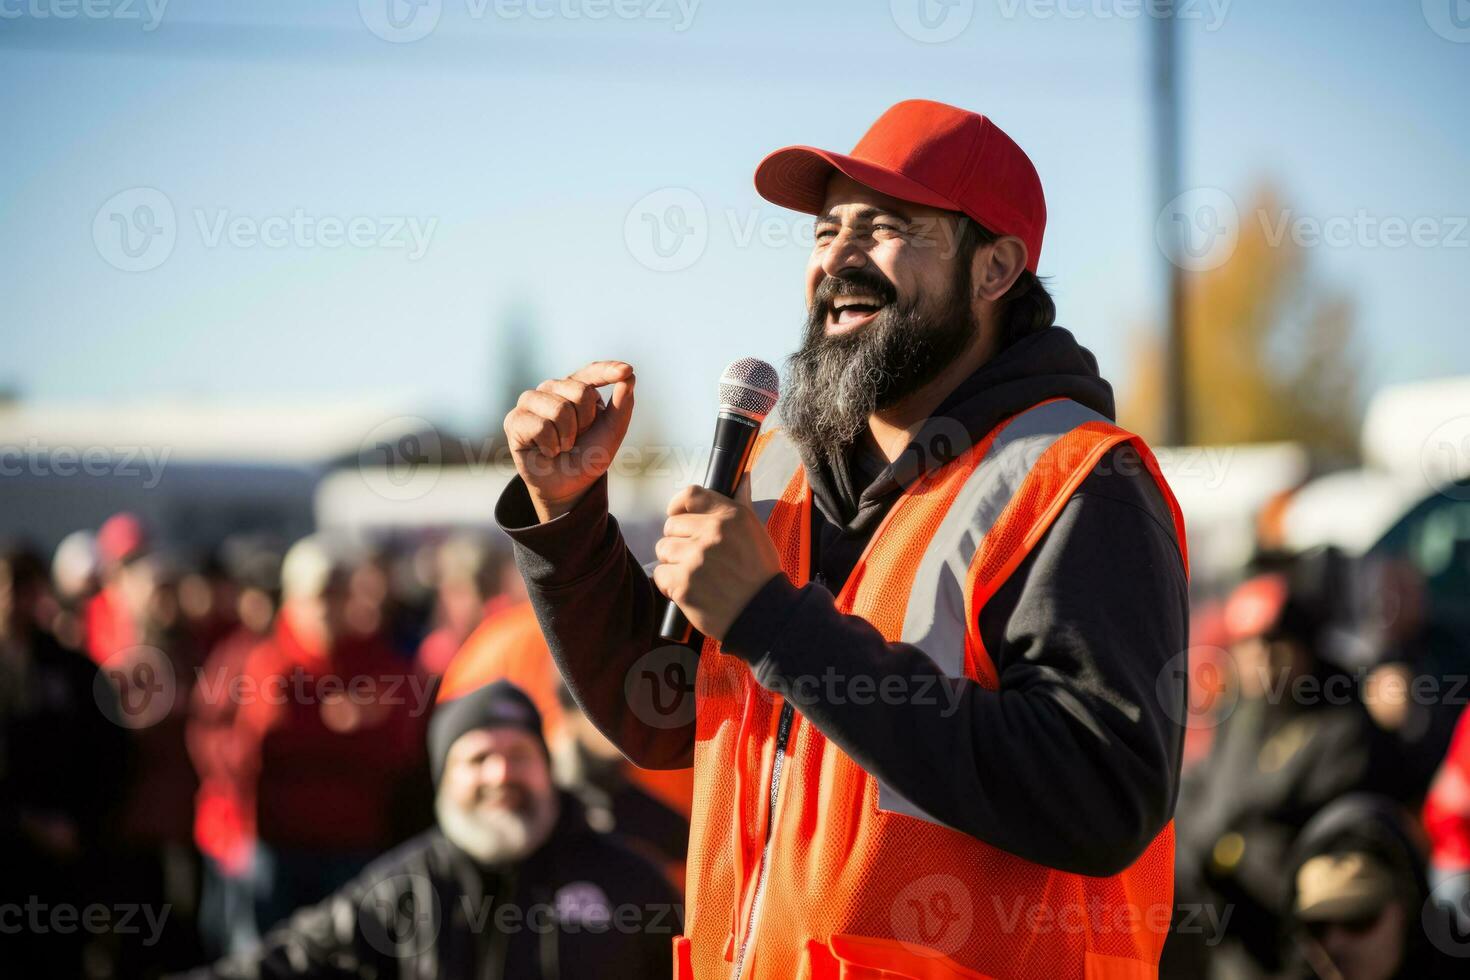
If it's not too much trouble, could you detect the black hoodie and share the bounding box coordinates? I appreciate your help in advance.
[496,326,1189,877]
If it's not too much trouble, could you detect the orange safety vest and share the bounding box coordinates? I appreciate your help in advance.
[672,398,1189,980]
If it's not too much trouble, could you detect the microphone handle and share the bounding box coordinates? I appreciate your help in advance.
[659,412,763,645]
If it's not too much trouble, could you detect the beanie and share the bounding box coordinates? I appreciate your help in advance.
[428,679,548,785]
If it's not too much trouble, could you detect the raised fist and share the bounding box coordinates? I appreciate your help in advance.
[503,360,636,522]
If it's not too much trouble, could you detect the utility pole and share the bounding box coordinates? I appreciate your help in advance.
[1152,0,1189,446]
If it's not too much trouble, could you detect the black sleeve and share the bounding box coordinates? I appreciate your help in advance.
[722,447,1189,877]
[495,474,694,770]
[189,863,405,980]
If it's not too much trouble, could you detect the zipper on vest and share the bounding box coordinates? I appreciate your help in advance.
[731,697,794,980]
[732,568,822,979]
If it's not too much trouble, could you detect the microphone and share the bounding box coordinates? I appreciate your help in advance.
[659,357,781,644]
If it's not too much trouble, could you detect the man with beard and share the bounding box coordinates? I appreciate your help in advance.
[188,679,680,979]
[498,99,1189,980]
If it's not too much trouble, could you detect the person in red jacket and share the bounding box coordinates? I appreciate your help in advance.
[227,534,431,933]
[1424,705,1470,931]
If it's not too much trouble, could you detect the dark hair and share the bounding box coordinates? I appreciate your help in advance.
[955,218,1056,350]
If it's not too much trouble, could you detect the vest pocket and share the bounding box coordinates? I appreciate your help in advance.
[801,934,996,980]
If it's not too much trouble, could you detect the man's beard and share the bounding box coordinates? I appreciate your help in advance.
[780,267,978,470]
[436,783,558,866]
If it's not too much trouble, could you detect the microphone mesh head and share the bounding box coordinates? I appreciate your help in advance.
[718,357,780,421]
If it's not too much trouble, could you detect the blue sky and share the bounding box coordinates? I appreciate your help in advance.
[3,0,1467,451]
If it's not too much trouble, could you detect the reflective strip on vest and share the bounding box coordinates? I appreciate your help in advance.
[746,430,803,527]
[877,398,1111,826]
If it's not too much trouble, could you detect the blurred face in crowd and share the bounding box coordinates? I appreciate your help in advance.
[781,173,1023,464]
[288,572,350,651]
[1233,636,1310,701]
[437,726,558,865]
[1305,900,1405,980]
[116,556,158,626]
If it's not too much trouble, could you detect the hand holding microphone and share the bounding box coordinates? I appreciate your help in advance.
[654,359,782,644]
[503,356,783,645]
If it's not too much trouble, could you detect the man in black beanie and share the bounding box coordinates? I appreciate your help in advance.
[187,679,680,979]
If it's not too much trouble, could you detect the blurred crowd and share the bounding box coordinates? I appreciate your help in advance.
[4,500,1470,980]
[1,513,691,979]
[1163,509,1470,979]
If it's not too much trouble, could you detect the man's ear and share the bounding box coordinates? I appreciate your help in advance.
[970,236,1028,302]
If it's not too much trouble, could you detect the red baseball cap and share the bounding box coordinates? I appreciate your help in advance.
[754,99,1046,273]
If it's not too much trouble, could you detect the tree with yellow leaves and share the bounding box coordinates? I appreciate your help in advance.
[1120,184,1361,461]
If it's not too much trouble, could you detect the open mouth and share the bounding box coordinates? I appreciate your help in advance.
[827,295,888,334]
